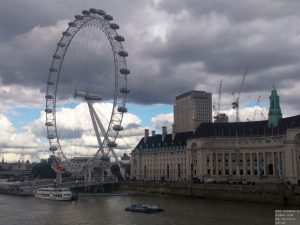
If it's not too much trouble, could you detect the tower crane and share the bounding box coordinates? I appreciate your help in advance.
[213,81,222,116]
[214,81,228,123]
[217,81,222,114]
[232,66,248,122]
[253,96,261,121]
[261,112,266,120]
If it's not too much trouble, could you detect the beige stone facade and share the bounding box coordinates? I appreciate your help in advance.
[131,126,300,184]
[131,128,192,181]
[131,90,300,185]
[186,128,300,184]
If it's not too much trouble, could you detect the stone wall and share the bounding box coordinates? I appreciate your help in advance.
[120,181,300,205]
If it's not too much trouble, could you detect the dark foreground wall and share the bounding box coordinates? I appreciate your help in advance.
[120,181,300,205]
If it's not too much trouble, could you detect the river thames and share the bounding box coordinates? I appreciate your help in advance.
[0,193,281,225]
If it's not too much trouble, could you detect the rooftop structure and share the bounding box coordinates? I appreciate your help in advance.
[173,90,212,133]
[195,115,300,138]
[268,86,282,127]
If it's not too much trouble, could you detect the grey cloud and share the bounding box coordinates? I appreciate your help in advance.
[157,0,300,22]
[0,0,299,113]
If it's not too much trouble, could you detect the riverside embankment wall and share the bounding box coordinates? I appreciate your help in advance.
[120,182,300,205]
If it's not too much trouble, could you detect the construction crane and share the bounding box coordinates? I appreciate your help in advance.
[261,112,266,120]
[213,81,222,115]
[214,81,228,123]
[213,81,222,117]
[232,66,248,122]
[252,96,261,121]
[217,81,222,114]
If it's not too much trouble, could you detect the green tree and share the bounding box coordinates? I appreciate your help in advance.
[110,164,123,180]
[32,162,56,179]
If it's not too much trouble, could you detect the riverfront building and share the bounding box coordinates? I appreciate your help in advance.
[130,88,300,184]
[173,91,212,133]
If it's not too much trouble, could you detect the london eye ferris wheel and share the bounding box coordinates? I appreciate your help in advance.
[45,8,129,174]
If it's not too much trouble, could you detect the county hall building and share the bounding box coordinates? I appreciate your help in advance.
[130,89,300,185]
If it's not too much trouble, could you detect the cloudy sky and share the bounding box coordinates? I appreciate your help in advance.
[0,0,300,162]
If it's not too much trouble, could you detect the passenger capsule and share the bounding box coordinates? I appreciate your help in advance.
[47,81,55,86]
[103,15,113,21]
[120,68,130,75]
[96,9,106,15]
[75,15,84,20]
[47,134,56,139]
[57,42,65,47]
[113,125,123,131]
[118,51,128,57]
[82,10,90,16]
[45,109,53,113]
[100,155,110,161]
[120,88,130,94]
[45,94,54,99]
[114,35,125,42]
[49,146,58,151]
[89,8,97,13]
[68,22,77,27]
[107,142,117,148]
[45,122,54,126]
[117,106,128,113]
[110,23,119,30]
[49,68,58,72]
[53,55,61,59]
[62,31,71,36]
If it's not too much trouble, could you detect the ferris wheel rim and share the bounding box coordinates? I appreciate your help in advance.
[45,8,129,173]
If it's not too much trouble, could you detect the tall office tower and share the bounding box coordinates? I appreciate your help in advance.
[173,91,212,133]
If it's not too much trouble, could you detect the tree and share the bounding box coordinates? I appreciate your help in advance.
[110,164,123,180]
[32,163,56,179]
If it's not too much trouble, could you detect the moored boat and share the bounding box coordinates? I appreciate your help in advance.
[35,187,73,201]
[125,204,163,213]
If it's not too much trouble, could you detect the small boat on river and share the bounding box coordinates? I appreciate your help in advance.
[125,204,164,213]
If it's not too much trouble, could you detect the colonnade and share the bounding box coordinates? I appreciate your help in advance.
[202,151,285,178]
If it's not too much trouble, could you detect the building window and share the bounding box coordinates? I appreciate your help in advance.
[225,170,229,175]
[254,170,258,175]
[207,169,210,175]
[247,170,251,175]
[178,164,181,178]
[233,170,236,175]
[167,165,170,179]
[218,170,222,175]
[240,169,243,175]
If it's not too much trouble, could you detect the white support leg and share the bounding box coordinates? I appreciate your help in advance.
[87,102,105,155]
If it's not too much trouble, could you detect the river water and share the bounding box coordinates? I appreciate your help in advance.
[0,193,283,225]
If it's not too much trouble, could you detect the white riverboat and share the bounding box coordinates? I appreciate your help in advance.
[35,187,73,201]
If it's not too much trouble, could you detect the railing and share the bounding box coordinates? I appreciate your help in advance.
[21,176,118,188]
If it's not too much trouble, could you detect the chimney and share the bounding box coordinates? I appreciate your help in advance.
[144,129,149,143]
[162,126,167,142]
[151,130,155,136]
